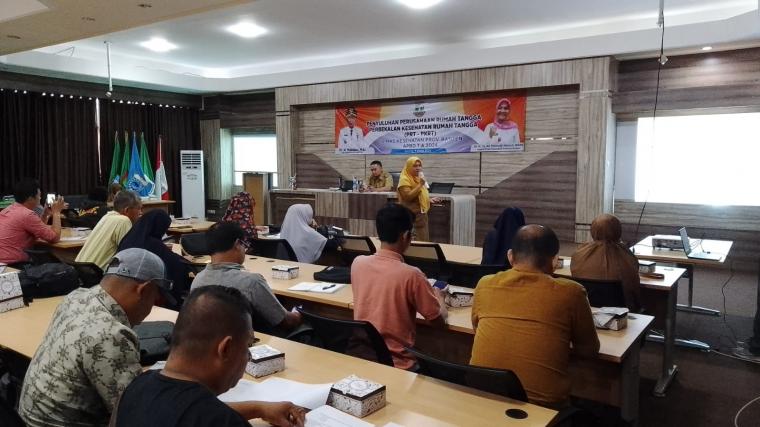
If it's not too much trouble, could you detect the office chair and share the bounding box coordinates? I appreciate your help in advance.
[405,347,579,426]
[179,233,209,257]
[252,238,299,262]
[67,262,104,288]
[403,242,448,280]
[404,347,527,401]
[293,308,394,367]
[23,249,62,265]
[338,235,376,265]
[0,395,24,427]
[390,172,401,190]
[571,277,627,308]
[446,262,507,288]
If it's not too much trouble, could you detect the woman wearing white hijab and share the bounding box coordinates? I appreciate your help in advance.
[280,204,327,263]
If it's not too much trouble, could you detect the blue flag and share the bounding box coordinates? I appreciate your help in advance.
[126,132,155,197]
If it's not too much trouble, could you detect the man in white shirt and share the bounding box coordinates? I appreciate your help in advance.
[338,107,368,152]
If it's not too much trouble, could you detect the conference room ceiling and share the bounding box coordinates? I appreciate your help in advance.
[1,0,758,93]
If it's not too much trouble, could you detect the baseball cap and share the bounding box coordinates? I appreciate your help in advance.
[105,248,176,306]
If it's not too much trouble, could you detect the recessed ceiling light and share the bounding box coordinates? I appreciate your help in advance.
[139,37,177,52]
[397,0,444,9]
[702,46,713,51]
[226,22,267,38]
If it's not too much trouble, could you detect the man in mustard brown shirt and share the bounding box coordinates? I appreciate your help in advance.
[470,224,599,408]
[363,160,393,192]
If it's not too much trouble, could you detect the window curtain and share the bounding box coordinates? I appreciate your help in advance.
[98,101,201,215]
[0,90,98,196]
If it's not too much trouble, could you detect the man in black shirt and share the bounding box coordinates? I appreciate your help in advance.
[111,286,306,426]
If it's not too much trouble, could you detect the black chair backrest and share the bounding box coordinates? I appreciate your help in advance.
[390,172,401,190]
[571,277,626,307]
[180,233,209,256]
[446,262,507,288]
[296,308,394,366]
[403,242,447,279]
[68,262,104,288]
[405,347,527,402]
[252,238,298,262]
[338,235,376,265]
[23,248,62,265]
[0,395,25,427]
[429,182,455,194]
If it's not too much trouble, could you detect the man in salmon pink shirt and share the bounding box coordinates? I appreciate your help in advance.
[0,178,65,266]
[351,203,448,370]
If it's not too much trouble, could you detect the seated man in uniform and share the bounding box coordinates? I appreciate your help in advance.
[363,160,393,192]
[470,224,599,408]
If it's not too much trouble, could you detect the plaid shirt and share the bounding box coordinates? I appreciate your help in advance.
[19,286,142,427]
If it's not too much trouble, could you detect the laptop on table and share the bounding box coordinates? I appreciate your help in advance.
[678,227,722,261]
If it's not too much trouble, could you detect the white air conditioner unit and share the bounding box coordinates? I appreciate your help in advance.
[180,150,205,218]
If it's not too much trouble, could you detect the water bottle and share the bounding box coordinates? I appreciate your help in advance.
[352,176,358,192]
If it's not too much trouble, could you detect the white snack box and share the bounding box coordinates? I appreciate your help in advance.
[272,265,299,280]
[245,344,285,378]
[592,307,629,331]
[327,375,386,418]
[445,285,474,308]
[0,272,24,314]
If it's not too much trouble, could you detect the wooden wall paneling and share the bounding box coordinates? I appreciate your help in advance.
[613,47,760,115]
[276,113,294,187]
[348,193,389,220]
[476,151,578,244]
[348,218,377,237]
[200,119,222,200]
[575,93,614,242]
[269,192,315,224]
[294,153,343,190]
[614,201,760,232]
[219,128,233,200]
[277,55,617,243]
[315,192,349,218]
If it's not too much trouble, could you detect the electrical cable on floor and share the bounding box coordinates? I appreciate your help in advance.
[710,349,760,365]
[720,261,738,346]
[734,394,760,427]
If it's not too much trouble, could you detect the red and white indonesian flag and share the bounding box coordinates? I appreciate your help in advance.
[154,136,169,200]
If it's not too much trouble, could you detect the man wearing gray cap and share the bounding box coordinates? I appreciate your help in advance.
[19,248,172,427]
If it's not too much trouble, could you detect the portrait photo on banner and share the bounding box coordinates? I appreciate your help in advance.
[334,91,526,155]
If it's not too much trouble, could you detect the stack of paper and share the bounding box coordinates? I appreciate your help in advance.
[288,282,347,294]
[218,377,332,410]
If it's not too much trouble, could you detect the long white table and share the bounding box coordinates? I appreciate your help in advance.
[0,297,557,426]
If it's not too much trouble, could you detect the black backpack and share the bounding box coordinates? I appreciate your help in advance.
[19,263,79,300]
[134,321,174,365]
[313,266,351,284]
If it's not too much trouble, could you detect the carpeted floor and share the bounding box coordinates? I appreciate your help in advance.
[633,266,760,427]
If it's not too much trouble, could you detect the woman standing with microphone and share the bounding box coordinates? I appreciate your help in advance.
[397,156,439,241]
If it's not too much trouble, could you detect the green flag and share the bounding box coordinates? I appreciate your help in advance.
[108,131,122,184]
[139,132,154,182]
[119,131,131,186]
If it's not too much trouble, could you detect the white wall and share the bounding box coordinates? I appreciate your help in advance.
[613,120,637,201]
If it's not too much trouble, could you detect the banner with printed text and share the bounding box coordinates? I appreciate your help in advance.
[334,92,526,155]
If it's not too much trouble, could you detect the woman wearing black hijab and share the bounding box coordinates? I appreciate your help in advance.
[481,207,525,266]
[118,209,190,307]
